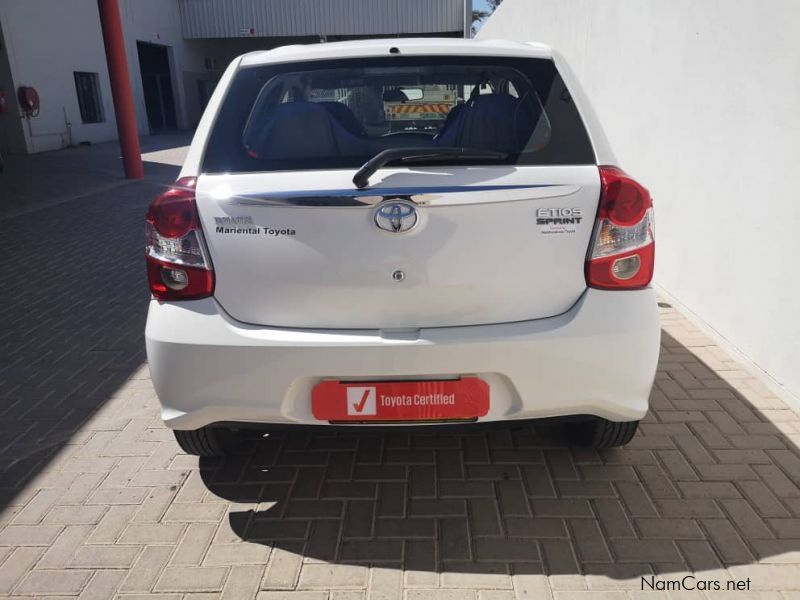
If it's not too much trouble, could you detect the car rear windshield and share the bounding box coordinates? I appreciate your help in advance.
[202,55,595,173]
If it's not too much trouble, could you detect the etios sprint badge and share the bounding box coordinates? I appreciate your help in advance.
[536,207,583,235]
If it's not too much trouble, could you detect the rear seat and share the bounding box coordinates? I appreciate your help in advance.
[253,101,369,160]
[317,102,367,137]
[436,93,538,154]
[251,95,539,161]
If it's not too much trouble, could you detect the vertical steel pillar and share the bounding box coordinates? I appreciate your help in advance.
[464,0,473,38]
[97,0,143,179]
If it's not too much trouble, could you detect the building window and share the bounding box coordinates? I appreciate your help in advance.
[73,72,104,123]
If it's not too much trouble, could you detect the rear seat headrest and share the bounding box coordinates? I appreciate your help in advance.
[256,102,339,160]
[457,93,537,154]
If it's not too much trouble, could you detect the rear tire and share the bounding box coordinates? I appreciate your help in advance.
[566,418,639,448]
[173,426,231,457]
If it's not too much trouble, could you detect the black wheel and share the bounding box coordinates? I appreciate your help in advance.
[173,426,232,457]
[566,418,639,448]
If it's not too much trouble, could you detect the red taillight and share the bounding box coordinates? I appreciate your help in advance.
[145,177,214,301]
[146,181,199,238]
[146,258,215,301]
[586,166,654,290]
[597,166,650,227]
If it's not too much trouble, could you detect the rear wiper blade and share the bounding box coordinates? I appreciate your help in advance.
[352,147,508,189]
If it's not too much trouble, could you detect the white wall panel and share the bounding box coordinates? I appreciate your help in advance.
[479,0,800,404]
[178,0,467,38]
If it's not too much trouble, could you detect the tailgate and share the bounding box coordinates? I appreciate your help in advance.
[195,165,599,329]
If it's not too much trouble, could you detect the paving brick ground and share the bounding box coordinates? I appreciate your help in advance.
[0,133,189,219]
[2,146,800,598]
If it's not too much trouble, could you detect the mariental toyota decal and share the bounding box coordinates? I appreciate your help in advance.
[311,378,490,421]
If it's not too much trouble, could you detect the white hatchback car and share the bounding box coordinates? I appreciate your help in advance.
[145,38,660,456]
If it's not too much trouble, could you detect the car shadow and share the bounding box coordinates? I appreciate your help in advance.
[199,327,800,582]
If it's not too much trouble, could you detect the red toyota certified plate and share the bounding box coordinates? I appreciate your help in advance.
[312,378,490,422]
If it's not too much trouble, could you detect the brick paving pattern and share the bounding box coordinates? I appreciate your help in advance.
[2,173,800,598]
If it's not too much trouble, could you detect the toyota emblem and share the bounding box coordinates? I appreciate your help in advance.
[374,201,418,233]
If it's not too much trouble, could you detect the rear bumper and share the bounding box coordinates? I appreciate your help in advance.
[145,288,660,430]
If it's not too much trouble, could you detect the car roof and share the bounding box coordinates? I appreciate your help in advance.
[238,37,553,67]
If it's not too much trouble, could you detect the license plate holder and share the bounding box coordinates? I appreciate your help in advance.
[311,378,489,422]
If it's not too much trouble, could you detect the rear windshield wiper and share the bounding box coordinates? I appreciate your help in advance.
[353,147,508,189]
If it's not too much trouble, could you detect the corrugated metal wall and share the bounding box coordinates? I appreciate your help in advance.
[178,0,468,39]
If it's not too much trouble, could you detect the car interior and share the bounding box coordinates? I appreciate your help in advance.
[242,68,547,164]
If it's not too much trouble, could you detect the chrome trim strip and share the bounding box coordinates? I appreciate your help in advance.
[226,183,576,207]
